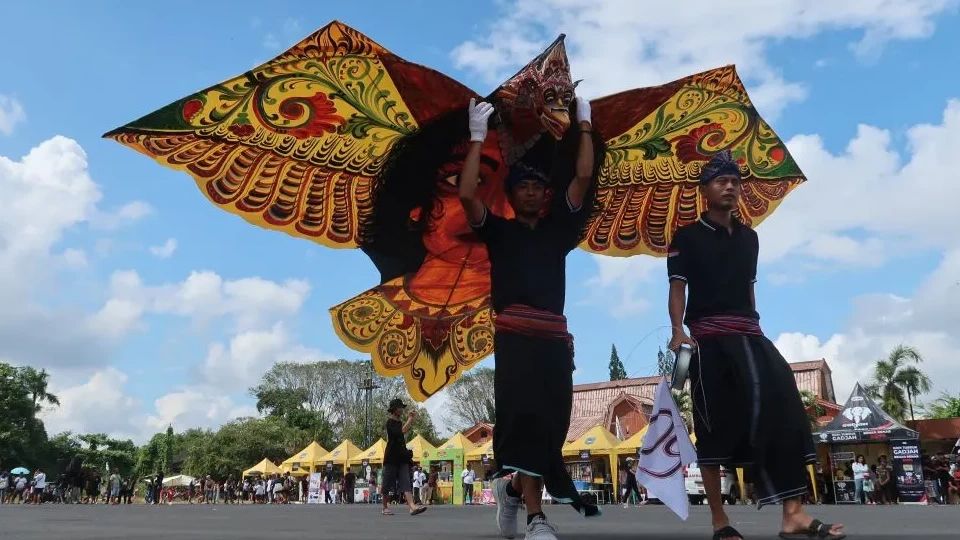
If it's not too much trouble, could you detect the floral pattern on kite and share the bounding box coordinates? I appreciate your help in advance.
[105,21,805,402]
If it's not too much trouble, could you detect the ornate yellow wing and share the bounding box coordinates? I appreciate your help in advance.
[584,65,805,256]
[105,20,474,248]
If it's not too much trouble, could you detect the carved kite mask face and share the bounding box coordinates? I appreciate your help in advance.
[492,35,576,162]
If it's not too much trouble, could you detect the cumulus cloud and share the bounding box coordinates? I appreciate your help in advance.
[200,322,333,390]
[148,238,177,259]
[146,387,259,433]
[102,269,311,332]
[41,368,142,438]
[452,0,956,117]
[774,247,960,403]
[90,200,153,231]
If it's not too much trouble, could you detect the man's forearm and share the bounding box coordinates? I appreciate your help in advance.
[668,281,687,332]
[567,121,594,208]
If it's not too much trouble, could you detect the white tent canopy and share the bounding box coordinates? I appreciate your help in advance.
[162,474,196,487]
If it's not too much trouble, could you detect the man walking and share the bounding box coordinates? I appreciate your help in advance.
[460,96,600,539]
[667,150,845,540]
[380,398,427,516]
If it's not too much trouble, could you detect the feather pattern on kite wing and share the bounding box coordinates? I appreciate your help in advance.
[584,65,805,257]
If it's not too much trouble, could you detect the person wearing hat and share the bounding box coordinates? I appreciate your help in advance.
[621,457,642,508]
[380,398,427,516]
[666,150,845,540]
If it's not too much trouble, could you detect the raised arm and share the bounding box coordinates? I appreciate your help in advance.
[459,98,494,226]
[566,96,594,210]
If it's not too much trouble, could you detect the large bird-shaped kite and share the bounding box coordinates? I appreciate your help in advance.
[106,21,804,401]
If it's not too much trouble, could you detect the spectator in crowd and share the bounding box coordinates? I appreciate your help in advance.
[862,471,875,505]
[876,456,893,504]
[852,455,869,505]
[424,467,438,505]
[0,470,9,504]
[31,468,47,505]
[461,466,476,505]
[153,471,164,505]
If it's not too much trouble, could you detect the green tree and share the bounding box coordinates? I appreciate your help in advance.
[444,367,496,431]
[924,392,960,419]
[182,417,305,479]
[656,347,675,378]
[609,344,627,381]
[865,345,930,422]
[800,390,826,429]
[0,362,51,468]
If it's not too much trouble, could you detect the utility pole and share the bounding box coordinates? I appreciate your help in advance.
[360,362,380,448]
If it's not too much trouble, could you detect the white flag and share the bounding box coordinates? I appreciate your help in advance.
[636,378,697,520]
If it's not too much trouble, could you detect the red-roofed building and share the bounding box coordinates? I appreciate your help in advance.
[565,359,840,441]
[462,422,494,445]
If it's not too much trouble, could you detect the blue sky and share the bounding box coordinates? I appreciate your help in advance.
[1,1,959,440]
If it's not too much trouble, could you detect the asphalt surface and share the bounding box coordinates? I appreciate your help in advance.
[0,502,953,539]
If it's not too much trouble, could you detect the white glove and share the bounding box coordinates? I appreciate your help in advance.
[468,98,495,142]
[575,96,592,125]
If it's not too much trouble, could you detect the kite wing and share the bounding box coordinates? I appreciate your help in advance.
[583,65,805,257]
[104,20,474,249]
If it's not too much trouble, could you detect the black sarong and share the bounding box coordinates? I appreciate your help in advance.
[492,331,599,516]
[690,333,816,508]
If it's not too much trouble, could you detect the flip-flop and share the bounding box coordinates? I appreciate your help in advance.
[779,519,845,539]
[410,505,427,516]
[713,525,744,540]
[381,509,394,515]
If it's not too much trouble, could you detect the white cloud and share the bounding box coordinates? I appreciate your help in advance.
[200,322,332,390]
[774,248,960,405]
[0,95,26,135]
[148,238,177,259]
[90,200,153,231]
[61,248,88,269]
[452,0,956,118]
[758,99,960,268]
[585,255,661,318]
[42,367,142,438]
[102,269,311,332]
[146,387,258,433]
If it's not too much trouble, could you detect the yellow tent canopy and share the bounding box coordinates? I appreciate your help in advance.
[318,440,364,469]
[355,438,387,465]
[281,441,329,472]
[615,426,649,453]
[562,425,621,456]
[242,458,282,478]
[438,432,475,452]
[406,434,437,462]
[465,439,493,460]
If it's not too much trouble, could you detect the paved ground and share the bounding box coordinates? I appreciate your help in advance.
[0,502,955,539]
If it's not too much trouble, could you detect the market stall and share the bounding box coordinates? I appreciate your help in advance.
[318,439,363,477]
[353,439,387,502]
[280,441,328,475]
[406,434,437,464]
[465,439,495,504]
[243,458,282,478]
[815,382,923,504]
[562,425,621,504]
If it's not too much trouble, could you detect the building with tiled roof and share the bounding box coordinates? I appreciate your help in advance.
[565,358,840,441]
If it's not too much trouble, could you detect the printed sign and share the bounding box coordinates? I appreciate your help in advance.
[307,473,322,504]
[891,440,926,504]
[579,450,591,460]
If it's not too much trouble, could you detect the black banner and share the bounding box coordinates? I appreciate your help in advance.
[833,480,857,504]
[891,439,926,504]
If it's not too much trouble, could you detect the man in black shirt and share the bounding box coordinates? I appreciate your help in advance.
[460,96,599,540]
[668,150,845,540]
[380,398,427,516]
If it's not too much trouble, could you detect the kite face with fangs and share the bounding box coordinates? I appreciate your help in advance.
[493,35,577,164]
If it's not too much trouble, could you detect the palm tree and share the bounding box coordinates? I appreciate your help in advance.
[18,366,59,410]
[864,345,929,422]
[924,392,960,419]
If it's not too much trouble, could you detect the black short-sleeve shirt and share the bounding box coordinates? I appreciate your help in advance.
[471,192,586,315]
[384,418,408,465]
[667,213,759,324]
